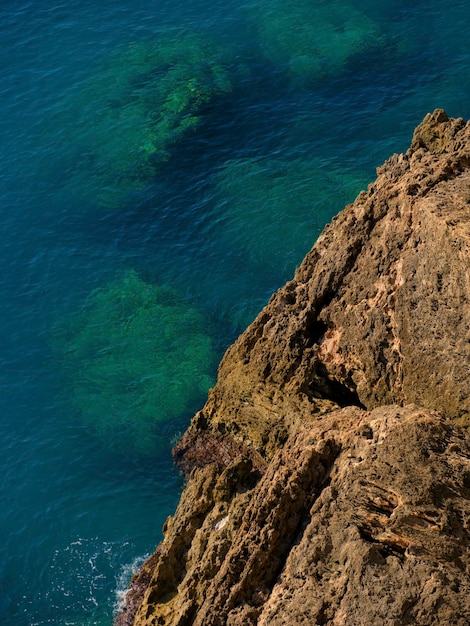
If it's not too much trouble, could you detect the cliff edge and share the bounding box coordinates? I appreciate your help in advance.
[115,110,470,626]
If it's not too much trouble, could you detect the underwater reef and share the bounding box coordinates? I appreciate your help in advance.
[49,30,233,208]
[246,0,380,84]
[39,2,405,212]
[52,269,214,454]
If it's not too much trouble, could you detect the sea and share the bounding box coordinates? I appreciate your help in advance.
[0,1,469,624]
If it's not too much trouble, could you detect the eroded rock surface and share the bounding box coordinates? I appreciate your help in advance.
[115,110,470,626]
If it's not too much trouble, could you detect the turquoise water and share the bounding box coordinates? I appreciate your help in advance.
[1,1,469,624]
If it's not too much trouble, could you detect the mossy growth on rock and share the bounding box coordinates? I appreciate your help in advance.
[248,0,379,84]
[52,270,215,454]
[212,156,367,275]
[51,30,233,208]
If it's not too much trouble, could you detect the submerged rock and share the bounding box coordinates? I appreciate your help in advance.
[52,269,214,454]
[46,31,233,208]
[246,0,380,84]
[115,110,470,624]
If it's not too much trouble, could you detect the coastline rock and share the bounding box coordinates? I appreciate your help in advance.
[115,110,470,625]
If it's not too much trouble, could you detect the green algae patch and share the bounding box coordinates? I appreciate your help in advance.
[50,31,233,208]
[212,156,367,276]
[248,0,379,84]
[52,270,214,454]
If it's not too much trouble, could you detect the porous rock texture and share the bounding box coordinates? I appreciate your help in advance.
[115,110,470,626]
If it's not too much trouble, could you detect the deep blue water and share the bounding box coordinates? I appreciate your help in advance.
[1,1,469,624]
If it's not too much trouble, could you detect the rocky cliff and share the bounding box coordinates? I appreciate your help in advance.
[115,110,470,626]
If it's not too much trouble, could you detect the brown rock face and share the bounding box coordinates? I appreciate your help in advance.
[115,110,470,626]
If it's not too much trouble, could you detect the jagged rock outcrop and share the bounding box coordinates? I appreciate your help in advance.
[115,110,470,626]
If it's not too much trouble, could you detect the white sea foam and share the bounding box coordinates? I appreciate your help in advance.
[113,553,150,616]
